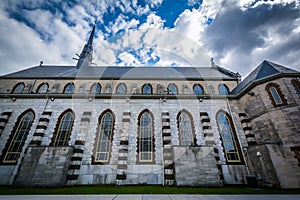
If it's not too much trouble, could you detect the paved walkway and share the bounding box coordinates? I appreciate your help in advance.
[0,195,300,200]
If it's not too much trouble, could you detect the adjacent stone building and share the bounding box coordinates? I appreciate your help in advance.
[0,26,299,188]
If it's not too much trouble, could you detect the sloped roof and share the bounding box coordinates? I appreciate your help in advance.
[231,60,300,95]
[2,65,238,80]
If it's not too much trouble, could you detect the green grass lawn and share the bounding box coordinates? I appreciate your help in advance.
[1,185,300,195]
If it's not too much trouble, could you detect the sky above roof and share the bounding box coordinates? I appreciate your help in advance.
[0,0,299,77]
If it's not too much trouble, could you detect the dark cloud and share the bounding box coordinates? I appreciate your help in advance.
[203,2,300,75]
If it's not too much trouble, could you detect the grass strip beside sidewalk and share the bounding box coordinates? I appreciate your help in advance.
[1,185,300,195]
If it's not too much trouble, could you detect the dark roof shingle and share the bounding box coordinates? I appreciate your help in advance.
[2,65,238,80]
[231,60,300,95]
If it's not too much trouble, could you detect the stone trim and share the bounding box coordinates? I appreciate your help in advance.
[0,111,12,136]
[290,146,300,167]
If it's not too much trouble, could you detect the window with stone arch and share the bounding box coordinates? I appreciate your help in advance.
[193,84,204,95]
[142,84,152,94]
[218,84,229,95]
[93,110,115,163]
[177,110,196,146]
[90,83,101,94]
[116,83,127,94]
[12,82,25,94]
[63,83,75,94]
[0,109,35,164]
[265,82,287,107]
[168,83,178,94]
[37,83,49,94]
[50,109,74,146]
[137,110,155,163]
[291,79,300,97]
[216,111,243,164]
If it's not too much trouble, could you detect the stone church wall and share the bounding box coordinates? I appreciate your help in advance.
[173,146,221,186]
[0,77,252,186]
[14,146,73,187]
[237,77,300,188]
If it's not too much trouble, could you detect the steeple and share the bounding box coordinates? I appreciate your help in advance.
[75,25,95,68]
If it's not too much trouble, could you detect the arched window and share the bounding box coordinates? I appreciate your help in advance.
[216,111,241,163]
[168,84,178,94]
[178,110,195,146]
[63,83,75,94]
[138,110,154,162]
[12,83,25,94]
[265,83,286,107]
[93,110,114,163]
[218,84,229,95]
[0,110,34,164]
[90,83,101,94]
[291,79,300,97]
[193,84,204,95]
[270,86,282,104]
[51,110,74,146]
[142,84,152,94]
[116,83,127,94]
[37,83,49,94]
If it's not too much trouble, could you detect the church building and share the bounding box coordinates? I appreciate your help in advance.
[0,26,299,188]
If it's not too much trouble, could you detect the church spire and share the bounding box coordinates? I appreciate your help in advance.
[76,25,95,68]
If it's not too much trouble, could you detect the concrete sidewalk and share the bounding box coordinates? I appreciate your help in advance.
[0,195,300,200]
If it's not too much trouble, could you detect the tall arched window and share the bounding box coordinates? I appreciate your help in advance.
[138,110,154,162]
[0,110,35,164]
[51,110,74,146]
[218,84,229,95]
[265,83,287,107]
[270,86,282,104]
[142,84,152,94]
[193,84,204,95]
[178,110,195,146]
[116,83,127,94]
[90,83,101,94]
[168,84,178,94]
[63,83,75,94]
[93,110,114,163]
[37,83,49,94]
[291,79,300,97]
[12,82,25,94]
[216,111,241,163]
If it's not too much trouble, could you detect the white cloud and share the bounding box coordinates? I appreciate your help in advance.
[0,10,73,74]
[140,13,165,29]
[1,0,299,78]
[110,14,140,35]
[173,9,206,45]
[239,0,300,10]
[93,27,211,68]
[148,0,164,8]
[117,52,142,66]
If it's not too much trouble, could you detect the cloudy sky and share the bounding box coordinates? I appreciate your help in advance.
[0,0,299,77]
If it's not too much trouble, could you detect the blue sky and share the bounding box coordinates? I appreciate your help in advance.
[0,0,299,77]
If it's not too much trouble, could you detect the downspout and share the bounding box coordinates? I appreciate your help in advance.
[29,79,37,93]
[160,98,165,186]
[225,98,250,175]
